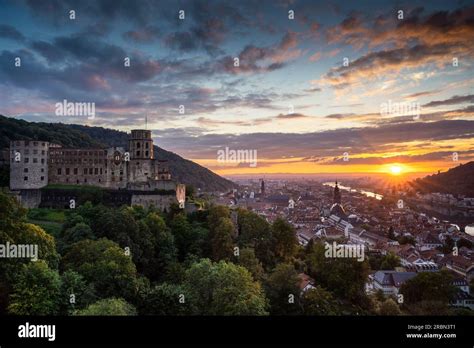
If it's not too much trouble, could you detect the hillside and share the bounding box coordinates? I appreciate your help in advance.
[410,161,474,196]
[0,115,235,192]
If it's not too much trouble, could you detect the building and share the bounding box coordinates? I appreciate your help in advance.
[9,130,185,210]
[370,270,417,295]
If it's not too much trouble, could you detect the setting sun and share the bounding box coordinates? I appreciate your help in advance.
[389,165,402,175]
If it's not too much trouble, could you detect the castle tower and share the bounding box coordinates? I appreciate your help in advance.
[129,130,153,160]
[333,180,341,204]
[10,140,49,190]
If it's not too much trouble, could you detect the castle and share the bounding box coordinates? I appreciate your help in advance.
[9,130,186,209]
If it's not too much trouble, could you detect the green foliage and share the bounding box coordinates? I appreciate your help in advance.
[378,298,401,315]
[211,217,235,261]
[264,263,301,315]
[138,283,194,315]
[61,238,139,301]
[59,270,96,314]
[271,218,298,262]
[380,253,400,270]
[237,248,264,281]
[58,222,95,254]
[302,286,342,315]
[76,298,137,316]
[399,270,456,307]
[184,259,268,315]
[306,241,370,304]
[8,261,61,315]
[27,208,65,223]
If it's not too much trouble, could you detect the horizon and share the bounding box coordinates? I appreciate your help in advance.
[0,0,473,179]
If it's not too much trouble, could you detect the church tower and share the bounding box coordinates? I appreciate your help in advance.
[333,180,341,204]
[260,178,265,196]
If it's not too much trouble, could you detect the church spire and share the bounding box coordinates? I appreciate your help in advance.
[333,180,341,204]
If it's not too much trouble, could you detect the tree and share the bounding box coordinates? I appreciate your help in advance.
[380,252,400,270]
[306,241,370,304]
[211,217,234,261]
[264,263,301,315]
[61,238,139,301]
[302,286,341,315]
[184,259,268,315]
[399,270,455,306]
[8,261,61,315]
[378,298,401,315]
[271,218,298,262]
[238,248,264,281]
[237,210,274,269]
[144,212,177,280]
[76,298,136,316]
[59,222,95,254]
[207,206,230,235]
[137,283,194,315]
[59,270,96,314]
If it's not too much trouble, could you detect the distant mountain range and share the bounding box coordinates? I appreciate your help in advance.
[0,115,235,192]
[410,161,474,197]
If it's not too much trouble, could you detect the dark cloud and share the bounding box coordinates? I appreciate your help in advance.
[122,25,160,43]
[152,120,474,160]
[423,94,474,107]
[0,24,25,41]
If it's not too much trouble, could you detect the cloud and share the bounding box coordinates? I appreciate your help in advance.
[122,25,160,43]
[0,24,25,41]
[152,120,474,160]
[423,94,474,107]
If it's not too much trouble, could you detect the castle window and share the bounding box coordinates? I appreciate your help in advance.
[24,157,29,163]
[77,179,79,184]
[89,168,93,175]
[84,178,87,183]
[25,149,29,155]
[119,177,123,181]
[41,168,44,173]
[66,168,70,175]
[40,176,44,181]
[136,142,141,148]
[100,168,103,174]
[33,142,38,146]
[41,158,45,164]
[24,176,28,181]
[83,168,87,175]
[42,150,45,155]
[136,150,140,157]
[94,168,98,174]
[145,142,149,149]
[33,158,38,163]
[145,151,149,157]
[74,168,78,175]
[57,168,62,175]
[33,149,38,155]
[42,142,45,146]
[23,168,28,173]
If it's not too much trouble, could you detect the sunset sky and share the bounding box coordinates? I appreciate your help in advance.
[0,0,473,177]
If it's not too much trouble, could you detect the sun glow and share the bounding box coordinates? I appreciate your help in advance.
[389,164,402,175]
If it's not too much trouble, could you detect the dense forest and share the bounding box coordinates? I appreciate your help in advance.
[410,161,474,197]
[0,191,466,316]
[0,115,235,192]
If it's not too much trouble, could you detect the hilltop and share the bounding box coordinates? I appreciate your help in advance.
[410,161,474,196]
[0,115,235,192]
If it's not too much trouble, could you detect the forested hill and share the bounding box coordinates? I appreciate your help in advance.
[410,161,474,197]
[0,115,235,192]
